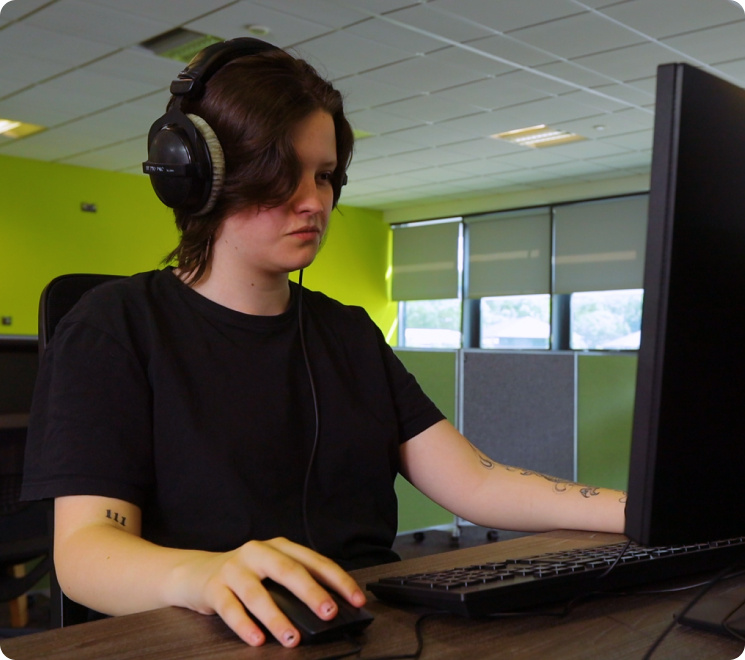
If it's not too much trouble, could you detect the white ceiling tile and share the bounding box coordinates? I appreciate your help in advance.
[87,0,237,23]
[710,58,745,85]
[335,0,416,12]
[385,4,493,43]
[395,146,474,168]
[429,0,582,33]
[598,128,654,152]
[88,49,182,88]
[253,0,368,30]
[352,134,428,159]
[344,17,445,55]
[335,74,415,112]
[559,89,637,114]
[465,34,561,69]
[377,94,483,124]
[509,11,646,60]
[434,73,559,112]
[60,136,145,170]
[601,0,744,39]
[0,55,68,90]
[364,55,487,94]
[589,151,652,171]
[386,122,477,148]
[348,107,420,135]
[544,137,630,159]
[187,2,331,48]
[423,45,517,78]
[293,31,414,79]
[534,60,621,89]
[558,107,654,138]
[24,0,172,46]
[589,82,656,107]
[443,137,524,159]
[0,0,52,21]
[569,42,682,82]
[0,23,115,67]
[662,22,745,67]
[492,147,573,170]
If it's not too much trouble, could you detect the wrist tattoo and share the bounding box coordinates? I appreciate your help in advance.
[106,509,127,527]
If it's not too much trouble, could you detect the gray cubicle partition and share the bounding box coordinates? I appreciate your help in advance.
[459,350,576,482]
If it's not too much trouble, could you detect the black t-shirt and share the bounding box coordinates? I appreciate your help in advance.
[22,269,444,569]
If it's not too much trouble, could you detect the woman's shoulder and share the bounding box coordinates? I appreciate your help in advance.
[57,269,176,334]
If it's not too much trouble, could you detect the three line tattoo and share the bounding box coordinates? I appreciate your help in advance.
[469,442,627,502]
[106,509,127,527]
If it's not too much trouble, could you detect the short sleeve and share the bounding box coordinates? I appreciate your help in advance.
[22,316,155,506]
[372,322,446,442]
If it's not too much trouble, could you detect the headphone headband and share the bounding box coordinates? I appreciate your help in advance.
[169,37,279,100]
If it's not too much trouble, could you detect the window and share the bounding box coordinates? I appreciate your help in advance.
[480,294,551,349]
[391,219,462,348]
[391,194,648,352]
[399,299,462,348]
[570,289,643,350]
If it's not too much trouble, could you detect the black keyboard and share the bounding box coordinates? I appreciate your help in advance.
[367,537,745,617]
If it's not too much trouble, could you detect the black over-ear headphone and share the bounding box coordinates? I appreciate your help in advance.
[143,38,279,216]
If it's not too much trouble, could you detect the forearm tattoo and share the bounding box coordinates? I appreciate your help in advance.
[471,445,627,503]
[504,466,625,501]
[469,443,495,469]
[106,509,127,527]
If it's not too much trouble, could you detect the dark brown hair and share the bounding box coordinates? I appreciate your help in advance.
[164,48,354,283]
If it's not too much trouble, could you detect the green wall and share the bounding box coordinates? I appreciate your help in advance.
[0,153,394,336]
[577,353,637,491]
[394,350,457,532]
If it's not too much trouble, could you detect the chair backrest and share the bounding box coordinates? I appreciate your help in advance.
[39,273,123,350]
[38,273,124,628]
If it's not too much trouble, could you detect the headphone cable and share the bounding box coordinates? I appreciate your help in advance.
[297,269,321,553]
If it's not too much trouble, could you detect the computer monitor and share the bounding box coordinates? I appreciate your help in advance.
[625,62,745,547]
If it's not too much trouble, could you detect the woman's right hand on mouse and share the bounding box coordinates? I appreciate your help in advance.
[168,536,368,647]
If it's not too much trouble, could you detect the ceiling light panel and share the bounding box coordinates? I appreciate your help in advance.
[493,125,586,148]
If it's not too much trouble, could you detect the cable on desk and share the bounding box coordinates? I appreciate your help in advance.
[722,591,745,643]
[641,562,743,660]
[324,612,448,660]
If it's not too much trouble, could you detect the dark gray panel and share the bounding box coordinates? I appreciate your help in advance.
[461,351,576,481]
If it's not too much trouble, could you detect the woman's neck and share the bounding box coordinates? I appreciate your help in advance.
[176,264,292,316]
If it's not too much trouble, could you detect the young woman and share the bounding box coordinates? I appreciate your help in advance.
[22,39,625,649]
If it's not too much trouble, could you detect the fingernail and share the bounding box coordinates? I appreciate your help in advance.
[283,630,297,646]
[249,631,264,646]
[352,590,366,606]
[321,600,337,617]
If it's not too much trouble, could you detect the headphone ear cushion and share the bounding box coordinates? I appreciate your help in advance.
[185,114,225,216]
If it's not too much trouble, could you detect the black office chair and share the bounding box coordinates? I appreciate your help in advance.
[37,273,124,628]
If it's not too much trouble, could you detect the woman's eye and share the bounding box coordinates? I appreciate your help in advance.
[318,171,333,183]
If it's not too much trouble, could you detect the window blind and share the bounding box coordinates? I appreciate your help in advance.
[465,208,551,298]
[391,221,460,300]
[553,195,648,294]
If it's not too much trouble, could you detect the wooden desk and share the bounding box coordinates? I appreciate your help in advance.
[3,530,744,660]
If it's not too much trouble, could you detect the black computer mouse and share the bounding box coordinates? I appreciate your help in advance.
[261,579,374,644]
